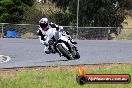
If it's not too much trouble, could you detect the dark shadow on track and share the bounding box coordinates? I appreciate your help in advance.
[46,59,69,62]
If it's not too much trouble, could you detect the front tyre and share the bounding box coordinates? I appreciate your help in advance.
[74,51,80,59]
[57,44,74,60]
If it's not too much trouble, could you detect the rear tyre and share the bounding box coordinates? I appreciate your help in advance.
[57,44,74,60]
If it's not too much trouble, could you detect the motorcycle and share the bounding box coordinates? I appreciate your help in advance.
[48,31,80,60]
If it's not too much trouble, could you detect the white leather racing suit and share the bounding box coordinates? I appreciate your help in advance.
[37,24,57,53]
[37,23,76,54]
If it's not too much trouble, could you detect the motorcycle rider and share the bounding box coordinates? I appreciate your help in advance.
[37,18,77,54]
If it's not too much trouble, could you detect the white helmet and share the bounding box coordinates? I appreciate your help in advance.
[39,18,48,29]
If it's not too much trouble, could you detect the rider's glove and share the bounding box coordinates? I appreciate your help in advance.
[66,31,70,35]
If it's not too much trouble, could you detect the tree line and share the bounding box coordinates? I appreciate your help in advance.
[0,0,132,26]
[50,0,132,27]
[0,0,34,23]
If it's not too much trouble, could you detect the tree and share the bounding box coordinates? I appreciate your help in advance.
[50,0,129,27]
[0,0,34,23]
[22,4,44,24]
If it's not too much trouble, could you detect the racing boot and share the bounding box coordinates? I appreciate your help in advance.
[45,51,50,54]
[44,46,51,54]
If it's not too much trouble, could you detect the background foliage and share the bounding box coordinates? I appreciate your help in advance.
[0,0,34,23]
[0,0,132,39]
[50,0,132,27]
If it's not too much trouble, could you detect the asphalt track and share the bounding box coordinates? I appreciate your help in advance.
[0,38,132,68]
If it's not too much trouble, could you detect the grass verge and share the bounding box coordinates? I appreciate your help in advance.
[0,64,132,88]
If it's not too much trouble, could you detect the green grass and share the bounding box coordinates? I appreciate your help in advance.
[0,64,132,88]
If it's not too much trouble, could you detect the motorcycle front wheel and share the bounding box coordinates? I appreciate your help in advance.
[57,44,74,60]
[74,51,80,59]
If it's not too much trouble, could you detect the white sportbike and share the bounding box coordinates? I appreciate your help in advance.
[48,31,80,60]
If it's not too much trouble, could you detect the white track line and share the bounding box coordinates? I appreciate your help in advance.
[0,55,11,63]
